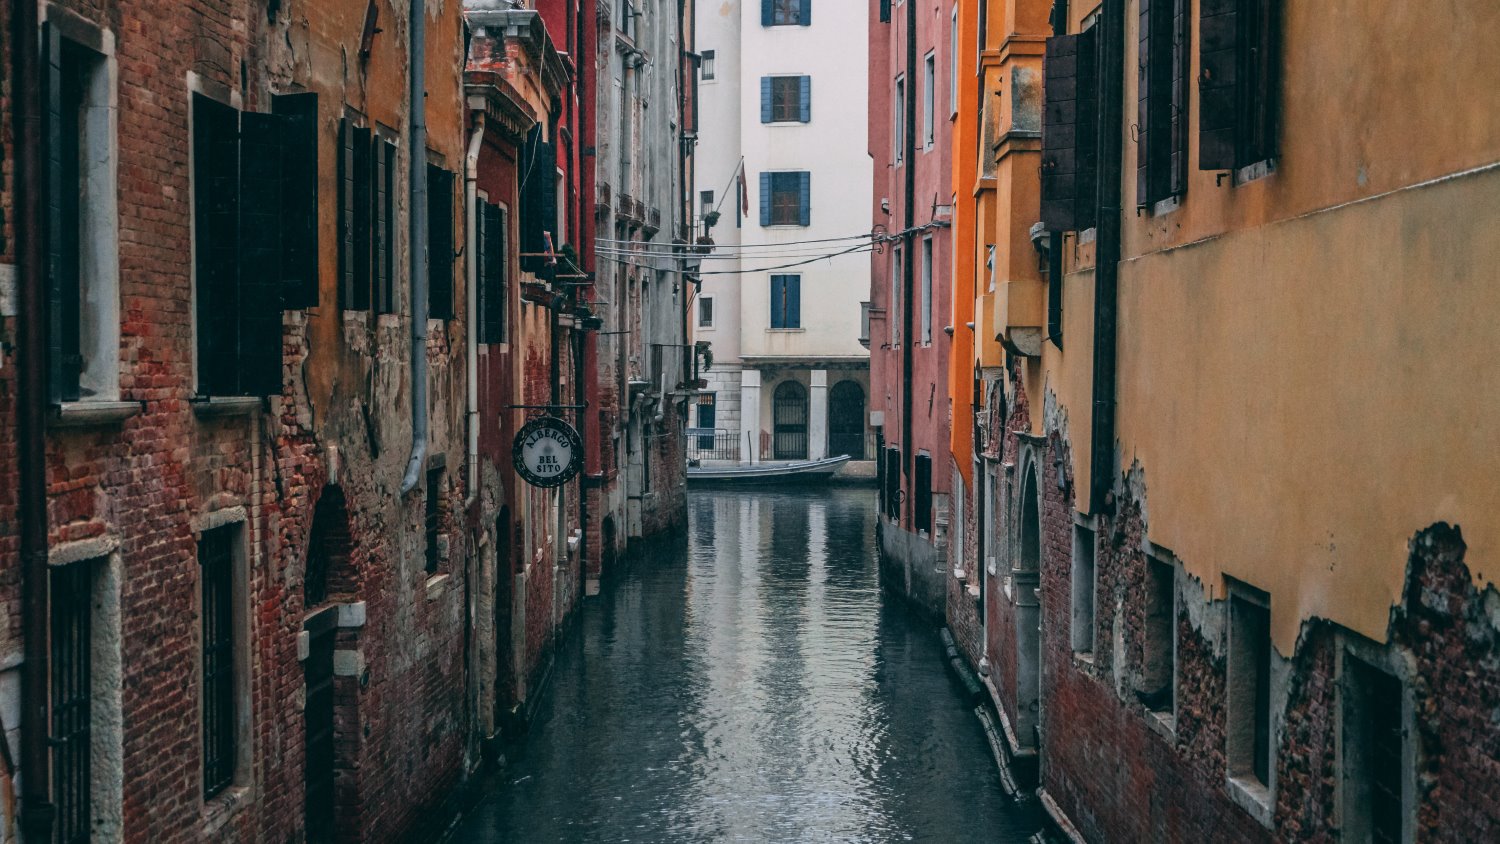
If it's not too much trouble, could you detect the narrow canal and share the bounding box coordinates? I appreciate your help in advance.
[454,488,1041,842]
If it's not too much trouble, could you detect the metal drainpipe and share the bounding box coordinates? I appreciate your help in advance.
[401,0,430,495]
[13,0,54,838]
[465,116,485,504]
[1089,0,1124,514]
[900,0,917,525]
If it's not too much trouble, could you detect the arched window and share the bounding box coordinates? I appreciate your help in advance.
[828,381,866,458]
[772,381,809,459]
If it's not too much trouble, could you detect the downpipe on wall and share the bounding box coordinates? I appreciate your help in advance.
[465,116,485,504]
[402,0,430,495]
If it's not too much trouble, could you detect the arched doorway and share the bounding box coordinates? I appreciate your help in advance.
[828,380,866,458]
[772,381,809,459]
[1014,465,1043,749]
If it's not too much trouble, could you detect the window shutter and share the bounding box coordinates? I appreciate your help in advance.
[375,139,395,314]
[351,126,372,310]
[1137,0,1152,208]
[799,0,811,26]
[1169,0,1189,195]
[1245,0,1280,165]
[238,111,287,396]
[474,201,488,343]
[41,23,69,403]
[338,120,356,307]
[273,93,319,308]
[1040,35,1080,231]
[761,0,773,27]
[770,276,784,327]
[759,173,771,227]
[483,204,505,343]
[1138,0,1175,207]
[787,277,801,327]
[797,172,811,226]
[519,127,554,274]
[428,165,455,320]
[799,76,811,123]
[1198,0,1238,170]
[760,77,773,123]
[880,0,891,23]
[1075,26,1099,230]
[193,94,242,396]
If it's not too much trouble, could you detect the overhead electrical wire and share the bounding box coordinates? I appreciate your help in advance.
[597,241,875,277]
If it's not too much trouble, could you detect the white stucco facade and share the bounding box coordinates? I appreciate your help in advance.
[692,0,873,464]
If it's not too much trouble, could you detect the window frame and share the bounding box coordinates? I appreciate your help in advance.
[894,75,906,164]
[769,75,804,123]
[767,171,805,227]
[769,274,801,330]
[697,294,715,328]
[920,236,933,345]
[700,48,716,81]
[197,518,250,803]
[923,51,936,149]
[1226,579,1275,821]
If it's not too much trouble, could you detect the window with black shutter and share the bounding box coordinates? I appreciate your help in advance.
[51,560,97,844]
[915,453,933,534]
[478,203,507,344]
[199,525,239,799]
[1040,27,1099,232]
[192,92,313,397]
[1199,0,1279,172]
[519,126,557,275]
[274,93,319,308]
[427,163,455,320]
[376,138,396,314]
[883,448,902,519]
[1138,0,1189,208]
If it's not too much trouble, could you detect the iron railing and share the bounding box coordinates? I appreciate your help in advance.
[686,428,742,462]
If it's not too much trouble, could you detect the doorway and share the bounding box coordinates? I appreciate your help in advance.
[828,381,866,458]
[772,380,809,460]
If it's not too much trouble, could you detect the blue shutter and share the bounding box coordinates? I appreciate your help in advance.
[760,77,773,123]
[799,0,811,26]
[787,276,801,328]
[761,0,774,26]
[799,76,811,123]
[770,276,784,327]
[798,172,811,226]
[759,173,771,227]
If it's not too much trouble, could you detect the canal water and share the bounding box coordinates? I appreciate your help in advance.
[453,488,1041,843]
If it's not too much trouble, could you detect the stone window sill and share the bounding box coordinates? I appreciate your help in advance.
[1146,708,1176,740]
[426,572,451,602]
[192,396,262,418]
[202,784,253,837]
[50,400,142,428]
[1226,774,1274,828]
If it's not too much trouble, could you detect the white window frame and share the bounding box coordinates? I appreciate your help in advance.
[700,48,716,82]
[893,75,906,164]
[950,6,959,117]
[922,51,936,149]
[920,236,933,344]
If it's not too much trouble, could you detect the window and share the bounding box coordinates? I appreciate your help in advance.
[890,246,903,345]
[1071,525,1096,654]
[701,49,716,80]
[696,394,717,449]
[1342,655,1409,844]
[1140,557,1176,715]
[1199,0,1280,172]
[762,75,811,123]
[41,28,117,404]
[882,448,902,519]
[859,301,871,345]
[950,6,959,116]
[476,202,508,344]
[51,559,97,844]
[763,0,810,27]
[894,76,906,163]
[920,236,933,344]
[1138,0,1189,208]
[880,0,891,23]
[200,524,239,799]
[427,162,455,320]
[700,190,714,215]
[760,171,810,227]
[1040,27,1100,232]
[914,453,933,534]
[698,295,715,327]
[372,136,396,313]
[425,467,446,575]
[1228,582,1273,790]
[770,275,801,329]
[338,120,394,313]
[193,92,305,397]
[618,0,636,39]
[923,52,936,147]
[519,125,557,274]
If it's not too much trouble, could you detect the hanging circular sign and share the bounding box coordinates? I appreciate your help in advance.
[512,416,583,488]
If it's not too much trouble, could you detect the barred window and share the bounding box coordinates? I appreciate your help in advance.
[200,525,238,798]
[51,560,96,844]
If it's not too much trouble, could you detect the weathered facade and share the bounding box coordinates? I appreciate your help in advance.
[947,0,1500,839]
[592,0,694,555]
[869,0,958,616]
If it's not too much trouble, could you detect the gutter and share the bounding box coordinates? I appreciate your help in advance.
[402,0,430,495]
[464,116,485,504]
[901,0,917,521]
[13,0,54,838]
[1088,0,1124,514]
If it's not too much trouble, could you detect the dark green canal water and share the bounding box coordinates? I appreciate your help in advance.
[452,488,1040,843]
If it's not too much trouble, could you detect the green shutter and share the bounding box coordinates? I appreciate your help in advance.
[239,111,287,396]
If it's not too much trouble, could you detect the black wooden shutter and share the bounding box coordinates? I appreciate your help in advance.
[1040,35,1080,231]
[519,126,552,274]
[193,94,242,396]
[1197,0,1238,170]
[1138,0,1175,207]
[337,119,357,307]
[274,93,319,308]
[879,0,891,23]
[239,111,286,396]
[351,126,372,310]
[1245,0,1279,165]
[1169,0,1189,195]
[483,204,506,343]
[42,24,70,403]
[428,165,454,320]
[474,201,488,343]
[375,138,393,314]
[1075,26,1099,230]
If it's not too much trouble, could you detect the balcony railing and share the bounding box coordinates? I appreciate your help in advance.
[686,428,742,462]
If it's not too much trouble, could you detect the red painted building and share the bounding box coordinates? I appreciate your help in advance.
[868,0,958,615]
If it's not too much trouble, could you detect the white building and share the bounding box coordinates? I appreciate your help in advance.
[691,0,874,464]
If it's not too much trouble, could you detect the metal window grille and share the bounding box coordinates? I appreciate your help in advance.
[200,526,237,798]
[50,561,94,844]
[772,381,809,459]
